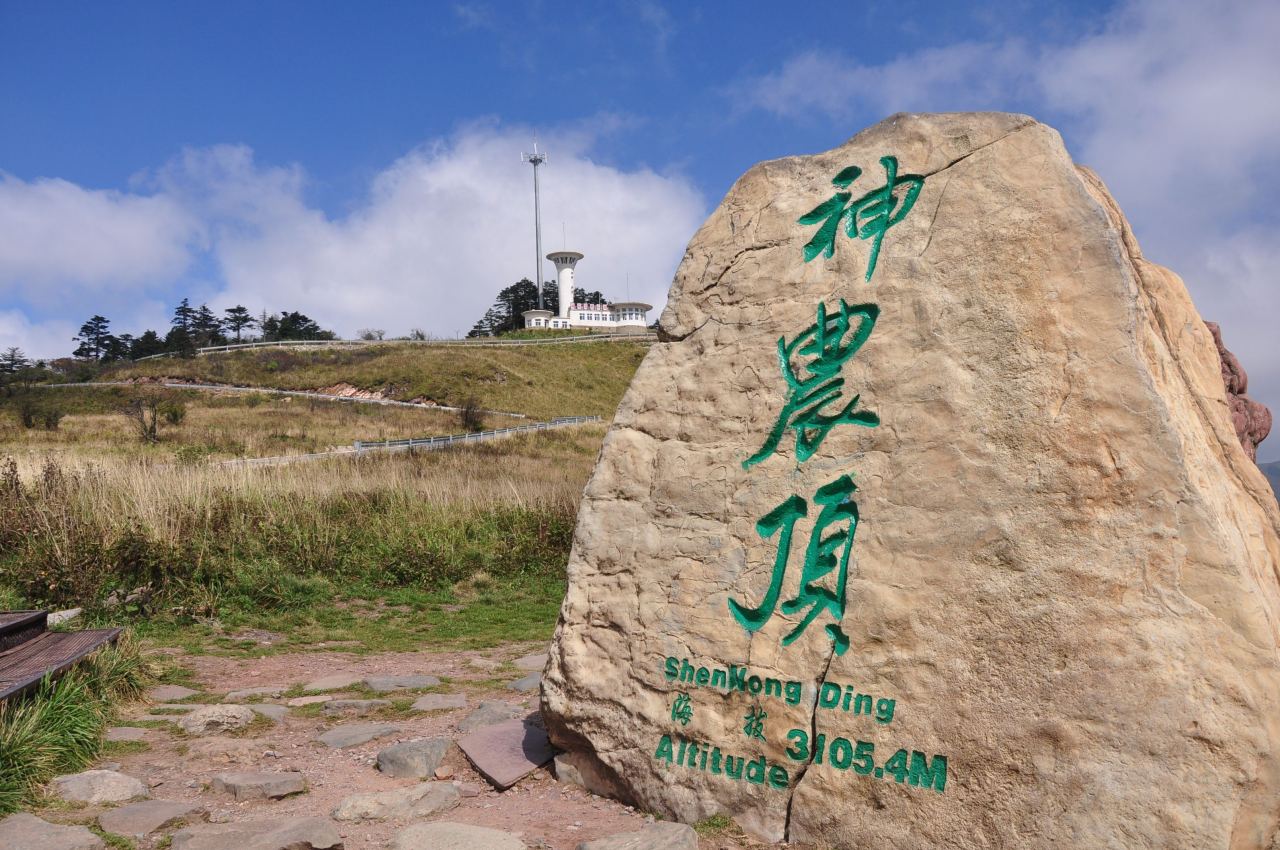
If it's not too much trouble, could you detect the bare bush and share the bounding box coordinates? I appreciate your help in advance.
[459,396,485,432]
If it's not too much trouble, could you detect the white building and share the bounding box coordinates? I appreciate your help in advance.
[521,250,652,332]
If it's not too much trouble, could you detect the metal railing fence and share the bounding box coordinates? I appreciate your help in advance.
[353,415,601,455]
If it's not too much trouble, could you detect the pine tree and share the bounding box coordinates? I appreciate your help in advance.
[130,330,166,359]
[72,315,115,360]
[191,304,225,347]
[0,347,30,374]
[223,305,256,342]
[171,298,196,332]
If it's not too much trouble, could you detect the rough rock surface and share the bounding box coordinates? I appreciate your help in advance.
[364,674,441,692]
[458,717,554,790]
[304,672,362,692]
[575,822,697,850]
[0,813,103,850]
[331,781,459,821]
[171,817,341,850]
[324,698,390,715]
[316,721,400,748]
[456,700,521,732]
[514,653,549,671]
[506,672,541,693]
[210,771,306,800]
[377,738,452,778]
[412,693,467,712]
[224,686,284,702]
[392,821,525,850]
[178,705,255,735]
[541,112,1280,848]
[249,703,288,723]
[98,799,202,838]
[50,769,150,804]
[1206,320,1272,461]
[149,685,200,702]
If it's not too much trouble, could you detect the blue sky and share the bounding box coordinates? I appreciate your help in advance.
[2,0,1278,460]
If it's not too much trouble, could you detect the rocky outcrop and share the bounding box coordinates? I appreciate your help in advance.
[1205,320,1272,461]
[542,112,1280,848]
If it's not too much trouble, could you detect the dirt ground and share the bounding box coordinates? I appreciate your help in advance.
[47,642,768,849]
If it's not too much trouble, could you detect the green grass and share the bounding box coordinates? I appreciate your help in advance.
[135,573,566,656]
[106,340,648,419]
[0,635,147,815]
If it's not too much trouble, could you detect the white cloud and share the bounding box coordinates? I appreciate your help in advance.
[0,123,705,349]
[740,0,1280,461]
[0,310,78,362]
[741,41,1034,123]
[0,174,201,303]
[188,123,706,338]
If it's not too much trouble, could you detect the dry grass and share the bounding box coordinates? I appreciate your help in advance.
[0,425,603,611]
[0,391,490,463]
[107,341,649,419]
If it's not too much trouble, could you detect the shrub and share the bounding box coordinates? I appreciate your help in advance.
[459,396,485,432]
[159,399,187,425]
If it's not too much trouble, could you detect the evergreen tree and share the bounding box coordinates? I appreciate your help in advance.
[130,330,166,359]
[72,315,115,360]
[165,325,196,358]
[171,298,196,332]
[259,311,335,341]
[468,278,611,337]
[103,334,133,362]
[191,304,225,347]
[223,305,256,342]
[0,347,29,374]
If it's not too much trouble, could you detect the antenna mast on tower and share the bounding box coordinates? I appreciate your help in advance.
[521,141,548,310]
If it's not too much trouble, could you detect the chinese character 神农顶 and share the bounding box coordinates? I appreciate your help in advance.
[798,156,924,281]
[728,475,861,655]
[743,300,879,469]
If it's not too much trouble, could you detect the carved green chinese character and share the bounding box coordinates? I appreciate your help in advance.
[799,155,924,281]
[744,300,879,469]
[743,703,768,740]
[728,475,861,655]
[671,693,693,726]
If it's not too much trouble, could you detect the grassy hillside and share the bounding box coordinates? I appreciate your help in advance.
[0,385,476,462]
[1263,460,1280,499]
[108,341,649,420]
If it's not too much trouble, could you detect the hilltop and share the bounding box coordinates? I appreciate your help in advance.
[106,341,650,420]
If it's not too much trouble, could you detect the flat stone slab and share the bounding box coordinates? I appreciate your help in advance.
[513,653,548,671]
[149,685,200,702]
[303,672,362,692]
[332,781,459,821]
[151,703,208,713]
[286,694,332,707]
[211,771,306,800]
[51,769,150,804]
[364,674,441,692]
[575,822,697,850]
[105,726,150,742]
[377,738,452,778]
[458,717,554,790]
[98,800,202,838]
[316,722,401,749]
[457,700,521,732]
[250,704,288,722]
[178,705,255,735]
[171,817,341,850]
[0,813,103,850]
[224,686,284,702]
[412,693,467,712]
[506,672,541,693]
[323,698,390,715]
[393,821,526,850]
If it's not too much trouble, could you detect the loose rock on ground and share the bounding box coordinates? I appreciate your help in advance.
[50,769,150,804]
[377,738,452,778]
[0,813,103,850]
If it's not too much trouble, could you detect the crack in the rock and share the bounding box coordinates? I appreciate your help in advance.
[783,640,839,841]
[918,119,1036,180]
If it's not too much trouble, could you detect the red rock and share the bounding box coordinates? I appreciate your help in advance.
[457,717,553,790]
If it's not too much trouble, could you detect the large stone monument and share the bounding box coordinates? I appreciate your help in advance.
[541,112,1280,848]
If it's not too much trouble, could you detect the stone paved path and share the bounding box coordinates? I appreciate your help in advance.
[10,641,769,849]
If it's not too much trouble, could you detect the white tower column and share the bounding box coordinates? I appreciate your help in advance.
[549,251,584,319]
